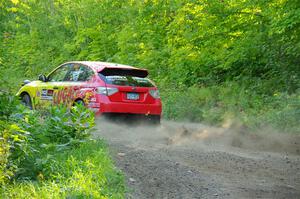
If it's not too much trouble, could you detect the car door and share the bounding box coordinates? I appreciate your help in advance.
[35,64,71,108]
[61,63,95,106]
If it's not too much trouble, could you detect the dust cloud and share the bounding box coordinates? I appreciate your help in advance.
[94,117,300,155]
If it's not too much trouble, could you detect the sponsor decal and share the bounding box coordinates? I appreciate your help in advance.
[88,102,100,108]
[89,97,97,102]
[41,89,54,100]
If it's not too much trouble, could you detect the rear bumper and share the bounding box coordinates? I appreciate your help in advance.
[88,96,162,116]
[100,102,161,115]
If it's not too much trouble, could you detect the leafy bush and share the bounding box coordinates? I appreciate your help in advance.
[0,92,95,183]
[0,93,20,120]
[1,140,125,199]
[0,94,30,185]
[0,92,125,198]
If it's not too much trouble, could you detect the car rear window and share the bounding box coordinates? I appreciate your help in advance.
[99,74,155,87]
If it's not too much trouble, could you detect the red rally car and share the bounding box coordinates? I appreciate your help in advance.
[17,61,162,122]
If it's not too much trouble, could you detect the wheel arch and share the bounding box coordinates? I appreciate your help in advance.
[19,91,34,109]
[19,91,31,98]
[73,98,85,106]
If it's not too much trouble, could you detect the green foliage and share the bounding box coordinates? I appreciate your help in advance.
[0,93,30,185]
[0,121,16,185]
[162,83,300,133]
[0,94,20,120]
[0,92,124,197]
[0,0,298,131]
[0,86,125,196]
[1,0,298,91]
[1,140,125,199]
[43,104,95,144]
[0,91,95,181]
[13,105,95,180]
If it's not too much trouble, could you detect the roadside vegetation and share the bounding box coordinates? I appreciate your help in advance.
[0,93,125,198]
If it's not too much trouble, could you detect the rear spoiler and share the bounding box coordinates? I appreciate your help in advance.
[99,67,148,78]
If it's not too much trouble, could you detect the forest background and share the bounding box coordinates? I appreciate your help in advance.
[0,0,299,132]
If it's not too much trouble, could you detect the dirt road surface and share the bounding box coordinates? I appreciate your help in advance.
[94,119,300,199]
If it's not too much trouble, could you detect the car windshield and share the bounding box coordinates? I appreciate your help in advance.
[99,74,154,87]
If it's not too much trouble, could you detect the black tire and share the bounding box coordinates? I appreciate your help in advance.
[149,115,161,125]
[21,93,32,109]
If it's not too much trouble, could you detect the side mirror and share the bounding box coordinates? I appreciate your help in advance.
[38,74,47,82]
[22,80,31,86]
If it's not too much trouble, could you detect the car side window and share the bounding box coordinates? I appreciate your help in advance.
[65,64,94,82]
[47,64,71,82]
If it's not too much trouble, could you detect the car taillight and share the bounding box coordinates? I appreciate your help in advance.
[96,87,118,96]
[149,89,160,99]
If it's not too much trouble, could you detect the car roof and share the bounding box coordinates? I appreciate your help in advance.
[66,61,142,72]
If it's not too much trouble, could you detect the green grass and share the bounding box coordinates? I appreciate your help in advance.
[0,140,125,199]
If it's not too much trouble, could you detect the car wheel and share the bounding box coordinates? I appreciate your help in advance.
[149,115,161,125]
[21,93,32,109]
[73,99,85,106]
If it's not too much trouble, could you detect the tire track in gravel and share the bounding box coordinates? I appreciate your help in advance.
[93,119,300,199]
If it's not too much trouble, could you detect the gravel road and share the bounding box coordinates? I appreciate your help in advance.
[94,119,300,199]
